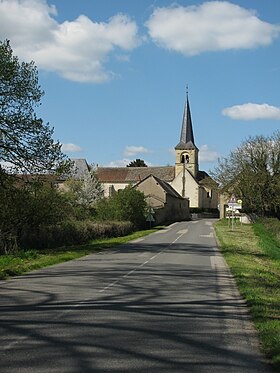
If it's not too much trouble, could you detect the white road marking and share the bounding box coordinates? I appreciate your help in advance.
[200,232,214,238]
[98,231,186,293]
[3,228,187,352]
[177,229,188,234]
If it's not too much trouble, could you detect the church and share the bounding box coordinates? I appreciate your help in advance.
[95,94,218,210]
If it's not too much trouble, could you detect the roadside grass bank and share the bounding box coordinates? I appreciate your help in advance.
[0,227,161,281]
[214,218,280,370]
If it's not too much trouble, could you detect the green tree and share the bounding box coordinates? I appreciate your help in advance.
[0,40,68,174]
[0,178,74,254]
[211,132,280,217]
[127,159,147,167]
[0,40,71,253]
[95,186,147,227]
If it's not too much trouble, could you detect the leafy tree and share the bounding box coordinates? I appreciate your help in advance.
[211,132,280,217]
[0,40,71,253]
[0,178,74,254]
[127,159,147,167]
[95,186,147,227]
[0,39,68,174]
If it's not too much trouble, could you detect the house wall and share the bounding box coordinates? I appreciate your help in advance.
[199,186,219,209]
[164,194,190,223]
[136,177,166,204]
[102,182,130,197]
[146,195,189,225]
[219,193,230,218]
[100,172,218,211]
[170,170,199,208]
[135,176,190,224]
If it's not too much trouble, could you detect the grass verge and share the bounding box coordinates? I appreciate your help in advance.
[0,227,161,281]
[214,219,280,370]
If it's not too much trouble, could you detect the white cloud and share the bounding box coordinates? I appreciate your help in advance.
[106,158,153,167]
[0,0,140,83]
[222,103,280,120]
[146,2,280,55]
[168,148,176,155]
[106,159,131,167]
[124,145,150,157]
[199,145,220,162]
[61,143,82,153]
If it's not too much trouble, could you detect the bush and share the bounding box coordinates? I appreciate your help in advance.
[95,186,147,228]
[19,220,134,250]
[0,175,76,254]
[257,217,280,242]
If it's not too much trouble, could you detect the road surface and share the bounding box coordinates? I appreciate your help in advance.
[0,219,271,372]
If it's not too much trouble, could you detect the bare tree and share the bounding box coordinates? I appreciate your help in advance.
[65,166,103,207]
[211,132,280,217]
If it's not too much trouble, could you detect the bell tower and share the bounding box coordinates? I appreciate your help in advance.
[175,93,199,178]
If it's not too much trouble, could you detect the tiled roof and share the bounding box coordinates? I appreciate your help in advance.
[96,166,175,183]
[96,168,129,182]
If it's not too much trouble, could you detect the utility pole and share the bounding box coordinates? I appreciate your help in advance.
[182,161,186,198]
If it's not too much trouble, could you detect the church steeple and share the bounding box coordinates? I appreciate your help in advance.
[175,94,197,150]
[175,92,199,178]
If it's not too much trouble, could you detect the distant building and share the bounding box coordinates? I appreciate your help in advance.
[95,94,218,210]
[134,174,190,224]
[69,94,218,224]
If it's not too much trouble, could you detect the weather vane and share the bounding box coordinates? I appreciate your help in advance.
[186,84,189,96]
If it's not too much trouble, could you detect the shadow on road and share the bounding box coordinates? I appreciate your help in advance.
[0,241,271,372]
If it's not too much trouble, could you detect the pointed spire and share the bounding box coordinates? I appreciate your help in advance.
[175,91,197,150]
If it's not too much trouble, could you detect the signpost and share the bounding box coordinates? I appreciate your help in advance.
[227,194,243,229]
[146,206,155,229]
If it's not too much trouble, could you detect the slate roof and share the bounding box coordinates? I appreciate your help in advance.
[71,159,90,179]
[175,95,198,150]
[196,170,210,183]
[96,166,175,183]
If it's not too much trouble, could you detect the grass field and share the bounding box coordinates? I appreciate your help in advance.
[214,218,280,370]
[0,227,160,280]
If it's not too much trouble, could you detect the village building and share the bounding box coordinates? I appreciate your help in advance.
[95,94,218,210]
[134,174,190,224]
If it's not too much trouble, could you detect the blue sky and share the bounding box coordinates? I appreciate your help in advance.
[1,0,280,172]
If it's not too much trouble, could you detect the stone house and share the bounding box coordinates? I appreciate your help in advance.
[134,174,190,224]
[95,94,218,210]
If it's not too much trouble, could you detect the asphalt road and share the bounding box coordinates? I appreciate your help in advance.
[0,219,272,372]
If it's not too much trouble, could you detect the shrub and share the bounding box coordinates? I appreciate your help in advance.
[0,175,75,254]
[19,220,134,250]
[95,186,147,228]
